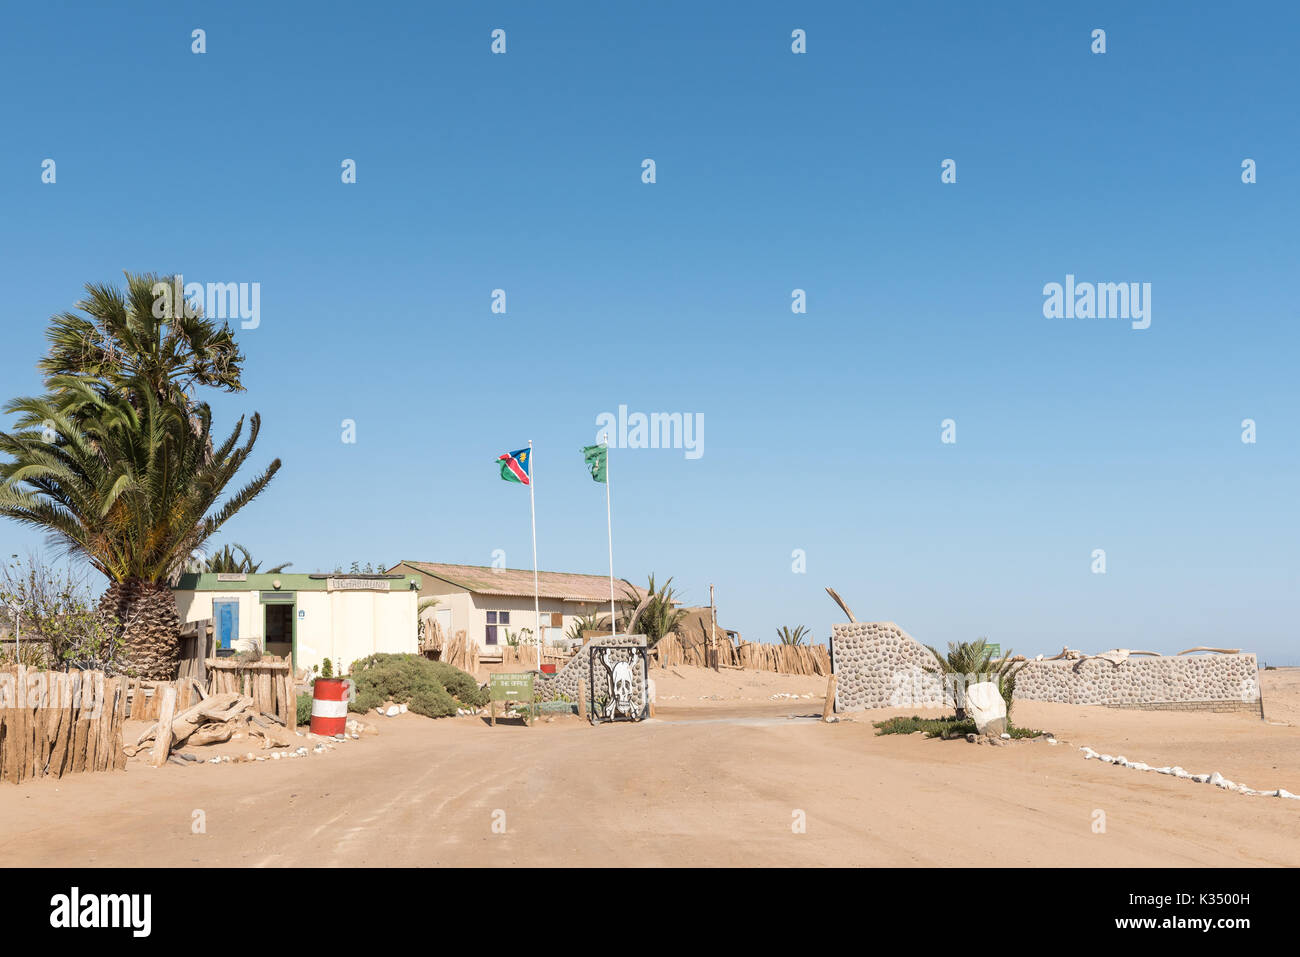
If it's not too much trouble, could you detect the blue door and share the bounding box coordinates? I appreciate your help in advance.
[214,601,239,650]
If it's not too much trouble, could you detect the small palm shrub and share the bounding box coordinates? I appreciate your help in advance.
[620,574,686,647]
[923,638,1027,719]
[776,625,810,646]
[565,613,601,643]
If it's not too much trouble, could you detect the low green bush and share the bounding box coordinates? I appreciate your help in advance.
[296,692,313,726]
[426,659,488,707]
[872,714,1043,739]
[347,653,486,718]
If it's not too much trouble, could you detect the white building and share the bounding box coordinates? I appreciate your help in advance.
[172,571,420,673]
[386,561,645,656]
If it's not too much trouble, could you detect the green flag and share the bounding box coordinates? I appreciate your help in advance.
[582,444,607,483]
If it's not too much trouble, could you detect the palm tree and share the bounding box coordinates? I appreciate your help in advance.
[199,543,291,575]
[565,612,602,643]
[922,638,1026,720]
[0,378,279,678]
[923,638,995,719]
[39,272,245,414]
[620,574,686,647]
[776,625,810,646]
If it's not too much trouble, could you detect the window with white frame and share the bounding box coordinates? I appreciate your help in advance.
[485,610,510,646]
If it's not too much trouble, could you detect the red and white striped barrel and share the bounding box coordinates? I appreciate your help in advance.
[310,678,349,736]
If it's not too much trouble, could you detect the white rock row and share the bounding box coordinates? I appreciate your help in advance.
[1078,746,1300,801]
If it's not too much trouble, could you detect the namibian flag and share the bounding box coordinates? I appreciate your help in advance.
[497,448,531,485]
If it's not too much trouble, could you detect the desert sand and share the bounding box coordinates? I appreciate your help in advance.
[1,666,1297,867]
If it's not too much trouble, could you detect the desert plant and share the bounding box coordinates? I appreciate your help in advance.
[320,658,334,679]
[620,574,686,647]
[873,714,1042,739]
[0,385,279,678]
[565,612,601,643]
[347,653,486,717]
[776,625,810,646]
[0,554,127,671]
[0,276,278,678]
[922,638,1028,720]
[38,272,246,417]
[991,652,1027,719]
[196,543,291,575]
[296,692,313,726]
[922,638,995,719]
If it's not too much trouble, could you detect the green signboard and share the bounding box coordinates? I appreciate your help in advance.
[489,672,536,726]
[490,672,534,701]
[985,643,1002,659]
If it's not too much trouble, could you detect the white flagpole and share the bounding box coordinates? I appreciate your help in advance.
[529,440,541,672]
[604,432,616,641]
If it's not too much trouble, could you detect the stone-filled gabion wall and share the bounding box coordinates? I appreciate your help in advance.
[830,622,1262,713]
[534,635,648,714]
[1015,654,1260,708]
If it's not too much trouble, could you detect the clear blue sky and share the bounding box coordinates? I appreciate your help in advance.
[1,2,1296,661]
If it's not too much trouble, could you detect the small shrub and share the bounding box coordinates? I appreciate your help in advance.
[872,714,1042,739]
[348,653,486,718]
[296,692,313,726]
[426,660,488,707]
[320,657,334,679]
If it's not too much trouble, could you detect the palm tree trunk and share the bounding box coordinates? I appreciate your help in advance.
[98,579,181,679]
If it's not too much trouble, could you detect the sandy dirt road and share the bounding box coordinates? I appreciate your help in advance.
[2,668,1298,867]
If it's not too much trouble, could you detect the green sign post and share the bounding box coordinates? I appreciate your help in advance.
[489,672,536,726]
[985,643,1002,660]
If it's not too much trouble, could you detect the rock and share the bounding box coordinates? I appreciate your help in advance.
[1209,771,1230,789]
[385,705,400,717]
[964,681,1007,735]
[999,732,1011,740]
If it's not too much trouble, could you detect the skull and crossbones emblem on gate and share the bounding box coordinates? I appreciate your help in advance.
[600,647,643,721]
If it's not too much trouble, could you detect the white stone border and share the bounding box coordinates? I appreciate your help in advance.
[1079,746,1300,800]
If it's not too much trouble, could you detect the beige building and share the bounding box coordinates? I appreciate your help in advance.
[386,561,645,656]
[172,571,421,672]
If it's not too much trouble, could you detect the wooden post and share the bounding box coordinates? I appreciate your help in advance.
[284,673,297,732]
[70,672,91,773]
[709,583,718,672]
[577,676,587,722]
[50,673,72,778]
[822,673,837,721]
[150,685,178,767]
